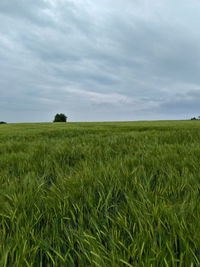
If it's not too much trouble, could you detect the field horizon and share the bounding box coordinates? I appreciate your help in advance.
[1,118,191,124]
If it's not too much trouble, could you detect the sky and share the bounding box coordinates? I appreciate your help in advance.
[0,0,200,122]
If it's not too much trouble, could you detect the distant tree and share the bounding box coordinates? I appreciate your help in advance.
[191,117,197,120]
[0,121,7,124]
[53,113,67,122]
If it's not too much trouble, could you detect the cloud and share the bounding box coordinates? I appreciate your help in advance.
[62,87,133,105]
[159,89,200,116]
[0,0,53,26]
[0,0,200,122]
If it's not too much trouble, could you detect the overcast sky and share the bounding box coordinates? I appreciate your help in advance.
[0,0,200,122]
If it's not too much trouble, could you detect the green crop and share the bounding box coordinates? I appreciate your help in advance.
[0,120,200,266]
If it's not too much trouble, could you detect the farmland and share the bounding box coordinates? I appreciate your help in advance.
[0,120,200,266]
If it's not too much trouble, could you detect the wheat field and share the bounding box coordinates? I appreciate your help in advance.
[0,121,200,266]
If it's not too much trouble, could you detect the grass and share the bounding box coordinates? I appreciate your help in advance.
[0,120,200,266]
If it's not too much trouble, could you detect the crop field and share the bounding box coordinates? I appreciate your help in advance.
[0,120,200,266]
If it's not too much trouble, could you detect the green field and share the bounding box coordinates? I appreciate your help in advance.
[0,121,200,266]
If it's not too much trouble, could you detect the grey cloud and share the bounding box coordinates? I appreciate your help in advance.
[0,0,53,26]
[107,14,200,83]
[159,90,200,115]
[0,0,200,122]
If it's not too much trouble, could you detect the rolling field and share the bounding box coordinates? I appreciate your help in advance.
[0,120,200,266]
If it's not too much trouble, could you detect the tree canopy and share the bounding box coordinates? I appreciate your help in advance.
[53,113,67,122]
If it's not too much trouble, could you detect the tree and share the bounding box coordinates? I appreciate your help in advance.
[53,113,67,122]
[0,121,7,124]
[191,116,200,120]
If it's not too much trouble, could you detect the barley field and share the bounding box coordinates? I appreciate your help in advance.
[0,121,200,266]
